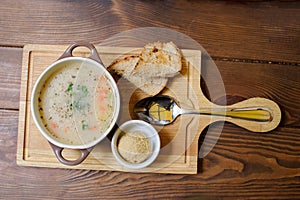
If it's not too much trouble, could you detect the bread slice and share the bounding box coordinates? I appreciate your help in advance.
[108,55,138,76]
[108,55,168,96]
[132,41,182,77]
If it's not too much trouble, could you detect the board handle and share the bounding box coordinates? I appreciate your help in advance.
[49,142,93,166]
[58,42,104,65]
[213,97,281,132]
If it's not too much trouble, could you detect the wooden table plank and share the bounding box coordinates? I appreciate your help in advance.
[1,109,299,199]
[0,47,22,110]
[0,0,299,63]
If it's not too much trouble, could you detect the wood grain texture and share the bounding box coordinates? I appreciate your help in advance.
[0,45,296,199]
[0,0,299,63]
[17,44,206,174]
[0,47,22,110]
[0,0,299,198]
[1,109,299,199]
[1,47,298,126]
[206,60,300,127]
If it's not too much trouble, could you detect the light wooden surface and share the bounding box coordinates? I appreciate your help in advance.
[0,0,299,199]
[17,44,206,174]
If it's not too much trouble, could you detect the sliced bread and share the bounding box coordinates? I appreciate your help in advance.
[108,55,168,96]
[132,41,182,77]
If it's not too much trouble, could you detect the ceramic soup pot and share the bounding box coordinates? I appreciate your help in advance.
[31,42,120,165]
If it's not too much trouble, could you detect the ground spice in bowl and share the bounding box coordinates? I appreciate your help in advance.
[117,130,150,164]
[111,120,160,169]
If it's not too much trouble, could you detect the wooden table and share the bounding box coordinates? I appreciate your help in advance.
[1,0,299,199]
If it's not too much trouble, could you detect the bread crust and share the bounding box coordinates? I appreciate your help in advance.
[108,42,181,96]
[108,55,168,96]
[132,41,182,77]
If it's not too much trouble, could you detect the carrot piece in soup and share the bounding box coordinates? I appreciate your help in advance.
[52,122,57,129]
[98,95,104,102]
[89,126,97,131]
[64,127,69,133]
[100,105,106,111]
[99,75,106,82]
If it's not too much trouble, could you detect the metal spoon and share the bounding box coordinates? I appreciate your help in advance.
[134,95,272,126]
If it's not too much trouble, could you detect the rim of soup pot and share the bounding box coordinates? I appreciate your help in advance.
[31,43,120,165]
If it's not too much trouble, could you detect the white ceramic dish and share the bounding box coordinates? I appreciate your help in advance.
[111,120,160,169]
[31,43,120,165]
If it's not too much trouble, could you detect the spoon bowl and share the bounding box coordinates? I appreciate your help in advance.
[134,95,281,132]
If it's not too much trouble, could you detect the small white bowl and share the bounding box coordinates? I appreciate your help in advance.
[111,120,160,169]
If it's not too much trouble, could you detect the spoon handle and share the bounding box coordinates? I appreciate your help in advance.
[181,97,281,132]
[194,108,271,122]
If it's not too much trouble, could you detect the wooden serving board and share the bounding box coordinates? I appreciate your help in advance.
[17,45,281,174]
[17,44,281,174]
[17,44,211,174]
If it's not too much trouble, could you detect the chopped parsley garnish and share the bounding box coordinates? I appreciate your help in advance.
[81,120,88,130]
[66,83,73,92]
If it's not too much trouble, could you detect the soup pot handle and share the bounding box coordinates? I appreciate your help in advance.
[59,42,104,65]
[49,142,93,166]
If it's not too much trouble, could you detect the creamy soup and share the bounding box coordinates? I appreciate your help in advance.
[38,61,116,145]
